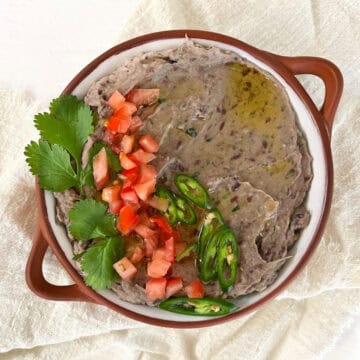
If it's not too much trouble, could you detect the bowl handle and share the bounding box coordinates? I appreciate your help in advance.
[26,225,95,303]
[274,55,343,138]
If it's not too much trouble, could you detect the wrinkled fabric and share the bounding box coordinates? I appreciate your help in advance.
[1,0,360,359]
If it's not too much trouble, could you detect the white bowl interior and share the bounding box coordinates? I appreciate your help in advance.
[45,38,327,322]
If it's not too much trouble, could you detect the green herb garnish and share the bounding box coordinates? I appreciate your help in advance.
[81,236,124,289]
[231,205,240,212]
[24,95,94,192]
[185,128,197,137]
[69,199,118,241]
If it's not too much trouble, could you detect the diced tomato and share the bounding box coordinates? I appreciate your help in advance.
[146,278,166,301]
[120,167,139,188]
[134,179,156,201]
[150,215,173,235]
[143,236,158,257]
[120,187,139,205]
[114,101,137,118]
[113,257,137,281]
[153,247,166,260]
[139,134,159,153]
[146,195,169,212]
[126,88,160,106]
[147,258,172,278]
[129,116,144,133]
[138,211,155,228]
[175,242,187,256]
[185,279,205,299]
[120,134,135,154]
[138,164,157,184]
[166,277,183,298]
[164,237,175,263]
[102,130,123,154]
[108,199,123,214]
[93,147,110,190]
[108,115,132,133]
[102,185,122,203]
[134,223,158,239]
[119,152,137,170]
[117,205,139,235]
[130,149,156,164]
[130,246,145,264]
[107,90,125,111]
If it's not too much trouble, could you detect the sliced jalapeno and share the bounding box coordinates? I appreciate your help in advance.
[197,209,224,269]
[155,186,178,224]
[175,174,211,209]
[200,225,228,283]
[217,228,239,293]
[173,194,197,225]
[159,297,237,316]
[176,242,197,262]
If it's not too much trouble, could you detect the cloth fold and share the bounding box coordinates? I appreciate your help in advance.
[1,0,360,359]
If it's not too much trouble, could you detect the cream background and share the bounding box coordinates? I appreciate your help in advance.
[0,0,359,359]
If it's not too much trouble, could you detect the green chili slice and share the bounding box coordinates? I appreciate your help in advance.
[200,225,228,283]
[197,209,224,269]
[155,186,178,224]
[176,243,197,262]
[173,194,197,225]
[217,228,239,293]
[175,174,211,209]
[159,297,237,316]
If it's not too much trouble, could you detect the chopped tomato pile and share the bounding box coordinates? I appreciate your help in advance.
[93,89,204,301]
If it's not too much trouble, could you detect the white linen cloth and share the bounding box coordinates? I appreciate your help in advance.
[0,0,359,358]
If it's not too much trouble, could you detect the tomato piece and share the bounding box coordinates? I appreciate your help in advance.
[120,187,139,205]
[139,134,159,153]
[147,258,172,278]
[113,257,137,281]
[102,185,122,203]
[130,149,156,164]
[108,115,132,134]
[134,179,156,201]
[93,147,110,190]
[117,205,139,235]
[120,167,139,188]
[152,247,166,261]
[166,277,183,298]
[114,101,137,117]
[108,199,123,214]
[120,134,135,154]
[175,242,187,256]
[164,237,175,263]
[146,278,166,301]
[126,88,160,106]
[119,152,137,170]
[143,236,158,257]
[150,215,173,235]
[137,164,157,184]
[185,279,205,299]
[134,223,158,239]
[129,116,144,133]
[130,246,145,264]
[146,195,169,212]
[107,90,125,111]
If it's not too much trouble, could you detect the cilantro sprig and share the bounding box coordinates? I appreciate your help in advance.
[81,236,124,290]
[69,199,124,290]
[24,95,94,192]
[69,199,118,240]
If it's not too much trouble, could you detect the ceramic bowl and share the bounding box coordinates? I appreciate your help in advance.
[26,30,343,328]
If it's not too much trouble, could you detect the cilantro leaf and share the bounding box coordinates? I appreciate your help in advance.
[34,95,93,168]
[81,236,124,289]
[69,199,118,240]
[105,146,122,173]
[24,140,78,191]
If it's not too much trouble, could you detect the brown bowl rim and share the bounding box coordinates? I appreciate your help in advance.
[35,30,335,328]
